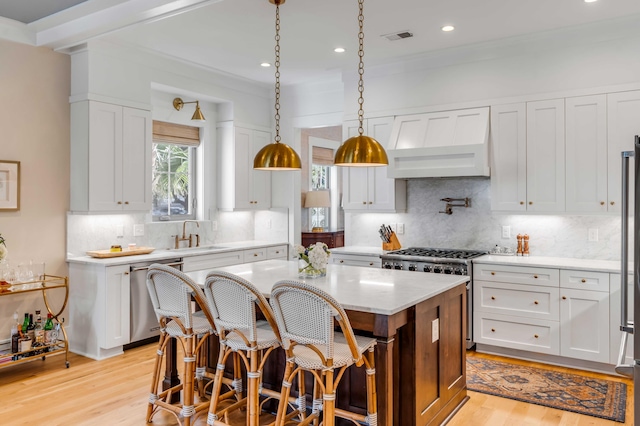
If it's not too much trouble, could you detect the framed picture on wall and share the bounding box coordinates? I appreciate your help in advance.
[0,160,20,211]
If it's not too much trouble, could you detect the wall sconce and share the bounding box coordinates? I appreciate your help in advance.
[173,97,206,122]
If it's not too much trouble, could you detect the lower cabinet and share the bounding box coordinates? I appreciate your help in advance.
[474,263,610,364]
[68,263,131,360]
[301,231,344,249]
[330,252,381,268]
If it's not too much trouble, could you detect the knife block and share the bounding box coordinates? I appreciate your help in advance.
[382,232,402,251]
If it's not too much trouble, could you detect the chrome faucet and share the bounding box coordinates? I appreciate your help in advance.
[174,220,200,249]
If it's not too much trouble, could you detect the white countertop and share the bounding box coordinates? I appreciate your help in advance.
[66,240,290,266]
[329,246,385,257]
[185,259,469,316]
[474,255,622,273]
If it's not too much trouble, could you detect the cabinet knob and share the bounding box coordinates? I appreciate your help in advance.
[117,201,122,205]
[534,300,539,305]
[362,201,367,205]
[529,201,533,205]
[520,201,524,205]
[491,328,495,332]
[600,201,605,206]
[491,296,495,300]
[339,260,344,263]
[369,262,374,266]
[611,201,615,206]
[533,275,538,279]
[275,251,280,254]
[534,334,539,339]
[562,296,567,300]
[581,278,586,283]
[491,272,495,275]
[124,271,129,275]
[253,253,258,257]
[368,201,372,204]
[124,201,129,205]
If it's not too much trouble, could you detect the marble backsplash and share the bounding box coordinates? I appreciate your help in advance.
[66,208,289,258]
[346,177,626,261]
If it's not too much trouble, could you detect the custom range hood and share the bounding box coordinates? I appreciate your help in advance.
[386,107,490,178]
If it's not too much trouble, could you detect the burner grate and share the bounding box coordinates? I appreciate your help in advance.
[385,247,487,260]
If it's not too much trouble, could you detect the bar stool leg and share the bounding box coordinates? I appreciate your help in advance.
[323,369,336,426]
[365,347,377,425]
[247,349,260,426]
[274,360,295,425]
[207,346,228,425]
[147,333,167,422]
[182,335,196,426]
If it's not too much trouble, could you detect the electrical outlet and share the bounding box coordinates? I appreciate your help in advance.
[588,228,598,242]
[265,219,272,229]
[390,223,397,232]
[133,224,144,236]
[432,318,440,343]
[115,224,124,237]
[502,225,511,239]
[397,223,404,234]
[212,221,218,231]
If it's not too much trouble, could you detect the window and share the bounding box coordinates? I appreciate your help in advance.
[151,121,200,220]
[310,164,330,228]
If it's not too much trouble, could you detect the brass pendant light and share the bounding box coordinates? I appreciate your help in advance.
[334,0,388,167]
[253,0,302,171]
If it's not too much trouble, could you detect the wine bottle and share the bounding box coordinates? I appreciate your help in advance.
[44,313,54,346]
[34,310,44,343]
[21,312,29,334]
[27,313,35,341]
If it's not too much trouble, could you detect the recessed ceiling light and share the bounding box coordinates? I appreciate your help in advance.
[441,25,455,32]
[584,0,597,2]
[334,47,346,53]
[260,62,271,67]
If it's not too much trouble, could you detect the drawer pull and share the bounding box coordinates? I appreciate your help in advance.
[581,278,586,283]
[534,334,539,339]
[491,328,495,332]
[600,201,605,206]
[534,300,539,305]
[611,201,615,206]
[520,201,524,205]
[491,272,495,276]
[491,296,495,300]
[562,296,567,300]
[339,260,344,263]
[529,201,533,205]
[362,201,367,205]
[369,262,374,266]
[253,253,258,257]
[533,275,538,279]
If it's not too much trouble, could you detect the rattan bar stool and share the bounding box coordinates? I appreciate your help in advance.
[269,280,378,426]
[203,271,283,426]
[145,264,215,426]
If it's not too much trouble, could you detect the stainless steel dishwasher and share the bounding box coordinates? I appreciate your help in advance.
[127,258,183,347]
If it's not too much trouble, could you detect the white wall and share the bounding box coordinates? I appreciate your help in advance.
[0,39,70,335]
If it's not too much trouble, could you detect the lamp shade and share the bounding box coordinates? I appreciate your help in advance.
[304,190,331,208]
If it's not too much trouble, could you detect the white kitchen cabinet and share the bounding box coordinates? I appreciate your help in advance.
[70,100,152,212]
[243,247,267,263]
[182,250,244,272]
[330,252,381,268]
[565,95,608,212]
[342,117,406,212]
[218,124,272,211]
[607,90,640,213]
[68,262,131,360]
[474,263,610,364]
[267,245,288,259]
[610,273,634,366]
[526,99,565,212]
[490,99,565,212]
[490,103,527,211]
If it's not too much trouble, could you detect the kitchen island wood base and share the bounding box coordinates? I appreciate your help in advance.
[206,283,468,426]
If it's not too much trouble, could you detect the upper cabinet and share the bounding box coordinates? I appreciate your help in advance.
[565,95,608,212]
[217,124,272,211]
[607,91,640,213]
[341,117,406,212]
[70,100,152,212]
[490,100,565,212]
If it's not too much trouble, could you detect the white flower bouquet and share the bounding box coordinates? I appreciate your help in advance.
[295,242,331,278]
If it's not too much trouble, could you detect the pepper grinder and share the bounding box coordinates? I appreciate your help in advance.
[523,234,530,257]
[516,234,523,256]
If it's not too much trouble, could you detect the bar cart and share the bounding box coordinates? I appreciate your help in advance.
[0,274,70,369]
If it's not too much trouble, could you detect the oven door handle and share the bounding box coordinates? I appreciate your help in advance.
[130,261,184,272]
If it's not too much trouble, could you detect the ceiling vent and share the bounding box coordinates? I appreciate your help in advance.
[382,31,413,41]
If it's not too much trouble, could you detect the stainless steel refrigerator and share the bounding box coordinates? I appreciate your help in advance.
[617,136,640,420]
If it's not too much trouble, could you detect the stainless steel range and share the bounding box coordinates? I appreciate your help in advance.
[381,247,488,349]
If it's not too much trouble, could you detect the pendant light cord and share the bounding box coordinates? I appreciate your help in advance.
[274,2,282,143]
[357,0,365,136]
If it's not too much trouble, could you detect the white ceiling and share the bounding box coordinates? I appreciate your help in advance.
[3,0,640,86]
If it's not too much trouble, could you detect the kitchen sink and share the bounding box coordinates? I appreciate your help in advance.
[168,245,229,252]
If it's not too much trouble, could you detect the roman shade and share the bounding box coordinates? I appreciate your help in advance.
[312,146,334,166]
[153,121,200,147]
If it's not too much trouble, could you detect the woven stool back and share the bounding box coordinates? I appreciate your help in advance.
[269,280,360,362]
[146,264,211,330]
[204,271,280,343]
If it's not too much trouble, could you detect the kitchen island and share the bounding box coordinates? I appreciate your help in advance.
[186,259,470,426]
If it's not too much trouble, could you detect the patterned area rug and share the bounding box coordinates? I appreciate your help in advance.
[467,357,627,422]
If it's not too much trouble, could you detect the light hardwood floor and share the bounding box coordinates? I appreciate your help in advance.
[0,344,633,425]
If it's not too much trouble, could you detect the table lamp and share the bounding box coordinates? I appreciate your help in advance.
[305,190,331,232]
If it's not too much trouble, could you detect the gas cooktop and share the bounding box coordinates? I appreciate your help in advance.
[382,247,488,260]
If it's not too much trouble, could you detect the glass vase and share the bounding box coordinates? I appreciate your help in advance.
[298,260,326,278]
